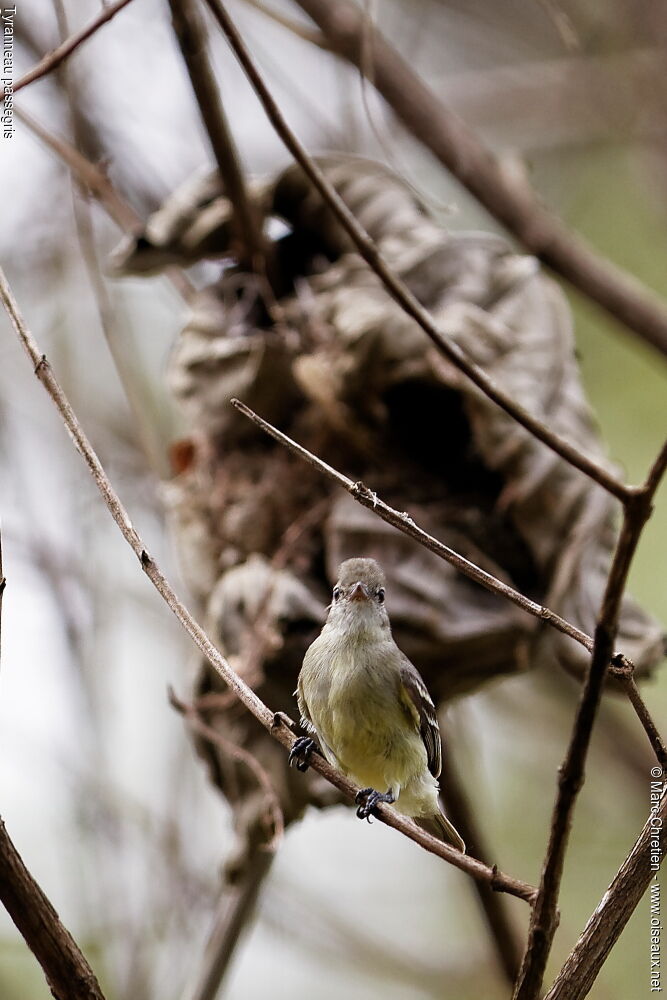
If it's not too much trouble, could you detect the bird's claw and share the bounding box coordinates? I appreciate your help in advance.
[355,787,395,822]
[288,736,317,772]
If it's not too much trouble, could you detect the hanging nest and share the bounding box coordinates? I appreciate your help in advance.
[114,154,665,876]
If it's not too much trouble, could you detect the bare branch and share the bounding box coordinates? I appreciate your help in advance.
[230,398,593,652]
[4,0,134,99]
[201,0,632,503]
[293,0,667,359]
[0,267,536,904]
[513,444,667,999]
[168,0,266,270]
[543,786,667,999]
[0,817,107,1000]
[610,659,667,767]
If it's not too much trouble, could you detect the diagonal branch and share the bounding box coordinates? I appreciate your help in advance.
[4,0,134,99]
[0,267,536,905]
[227,399,591,654]
[168,0,266,271]
[0,817,107,1000]
[230,399,667,770]
[543,785,667,1000]
[512,441,667,1000]
[292,0,667,360]
[201,0,631,504]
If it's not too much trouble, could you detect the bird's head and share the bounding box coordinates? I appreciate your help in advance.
[327,557,389,634]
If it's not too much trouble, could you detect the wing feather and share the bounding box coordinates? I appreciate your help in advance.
[399,658,442,779]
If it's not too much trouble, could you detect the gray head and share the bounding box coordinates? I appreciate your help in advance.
[327,557,389,633]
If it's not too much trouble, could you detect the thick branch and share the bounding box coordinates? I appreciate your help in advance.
[293,0,667,359]
[0,817,106,1000]
[544,786,667,1000]
[202,0,631,503]
[0,268,535,904]
[513,447,667,999]
[4,0,134,98]
[168,0,265,270]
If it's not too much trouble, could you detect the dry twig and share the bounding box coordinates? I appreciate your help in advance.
[202,0,631,502]
[292,0,667,359]
[4,0,134,98]
[0,266,536,904]
[513,442,667,999]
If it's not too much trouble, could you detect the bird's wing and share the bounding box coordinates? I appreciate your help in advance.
[398,657,442,779]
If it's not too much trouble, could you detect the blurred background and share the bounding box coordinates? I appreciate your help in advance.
[1,1,666,998]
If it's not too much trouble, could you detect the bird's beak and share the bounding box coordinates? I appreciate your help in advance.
[348,581,370,602]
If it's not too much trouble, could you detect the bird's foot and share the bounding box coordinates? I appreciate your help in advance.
[288,736,318,772]
[355,787,395,823]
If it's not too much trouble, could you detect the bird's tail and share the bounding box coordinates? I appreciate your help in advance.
[414,810,466,853]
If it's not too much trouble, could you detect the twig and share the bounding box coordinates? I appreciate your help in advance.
[0,268,536,904]
[15,106,195,303]
[609,659,667,766]
[512,443,667,1000]
[230,398,595,652]
[0,817,107,1000]
[168,0,265,271]
[293,0,667,359]
[202,0,632,503]
[180,849,274,1000]
[4,0,134,99]
[231,400,667,771]
[543,785,667,999]
[438,732,524,984]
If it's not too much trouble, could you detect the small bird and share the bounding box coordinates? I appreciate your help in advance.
[290,557,465,852]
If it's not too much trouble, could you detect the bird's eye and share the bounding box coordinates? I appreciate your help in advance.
[332,587,341,601]
[377,588,385,603]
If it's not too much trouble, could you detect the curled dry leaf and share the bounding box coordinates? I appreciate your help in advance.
[118,155,664,865]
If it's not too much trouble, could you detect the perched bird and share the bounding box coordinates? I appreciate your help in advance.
[291,557,465,852]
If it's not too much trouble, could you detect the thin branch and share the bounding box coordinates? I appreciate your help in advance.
[543,786,667,999]
[14,106,195,302]
[202,0,632,504]
[4,0,134,99]
[513,444,667,1000]
[293,0,667,360]
[180,848,274,1000]
[0,816,107,1000]
[168,0,266,271]
[230,398,593,652]
[0,268,536,904]
[610,659,667,767]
